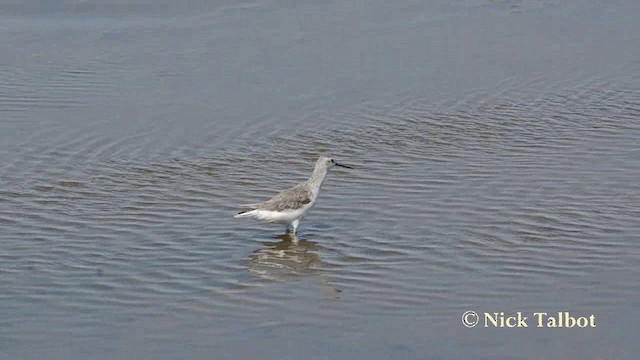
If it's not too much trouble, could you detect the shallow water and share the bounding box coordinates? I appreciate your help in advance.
[1,0,639,359]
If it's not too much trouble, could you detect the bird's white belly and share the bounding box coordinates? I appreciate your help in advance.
[254,203,313,224]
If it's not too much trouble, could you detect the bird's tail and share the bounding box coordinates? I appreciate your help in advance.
[234,209,257,218]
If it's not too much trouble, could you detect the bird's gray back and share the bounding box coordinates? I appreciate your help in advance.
[257,183,312,211]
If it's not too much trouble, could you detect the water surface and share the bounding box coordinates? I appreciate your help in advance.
[1,0,639,359]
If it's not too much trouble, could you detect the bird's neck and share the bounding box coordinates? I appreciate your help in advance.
[307,165,328,190]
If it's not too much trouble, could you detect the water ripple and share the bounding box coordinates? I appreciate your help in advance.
[1,80,639,343]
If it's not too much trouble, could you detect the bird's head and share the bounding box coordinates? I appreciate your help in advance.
[317,155,353,170]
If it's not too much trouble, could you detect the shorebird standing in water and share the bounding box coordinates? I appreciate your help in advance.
[234,156,353,238]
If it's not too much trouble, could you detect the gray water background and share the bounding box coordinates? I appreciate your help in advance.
[1,0,639,358]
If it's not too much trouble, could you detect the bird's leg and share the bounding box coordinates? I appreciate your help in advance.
[291,219,300,238]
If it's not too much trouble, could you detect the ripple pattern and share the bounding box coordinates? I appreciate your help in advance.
[1,79,639,354]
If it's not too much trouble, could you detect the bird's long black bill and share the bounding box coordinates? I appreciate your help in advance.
[335,163,353,169]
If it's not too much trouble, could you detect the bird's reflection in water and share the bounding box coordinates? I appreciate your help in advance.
[249,233,324,281]
[239,233,342,300]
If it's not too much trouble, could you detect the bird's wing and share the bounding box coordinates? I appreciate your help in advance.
[256,183,312,211]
